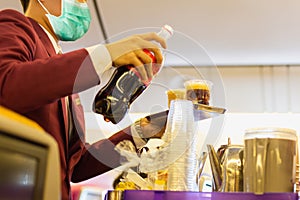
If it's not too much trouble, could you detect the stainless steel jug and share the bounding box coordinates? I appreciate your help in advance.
[243,127,297,194]
[207,139,244,192]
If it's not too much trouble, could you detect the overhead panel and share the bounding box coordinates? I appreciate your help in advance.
[97,0,300,66]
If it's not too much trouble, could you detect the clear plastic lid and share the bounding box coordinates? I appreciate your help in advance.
[244,127,297,141]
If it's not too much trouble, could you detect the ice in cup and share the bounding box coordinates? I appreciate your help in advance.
[166,89,186,108]
[184,79,212,105]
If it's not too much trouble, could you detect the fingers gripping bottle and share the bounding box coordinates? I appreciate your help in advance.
[93,25,174,124]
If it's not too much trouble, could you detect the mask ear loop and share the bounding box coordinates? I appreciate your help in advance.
[37,0,51,15]
[37,0,64,17]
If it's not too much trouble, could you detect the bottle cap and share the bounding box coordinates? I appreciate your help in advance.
[158,24,174,40]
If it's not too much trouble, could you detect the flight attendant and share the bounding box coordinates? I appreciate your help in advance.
[0,0,167,199]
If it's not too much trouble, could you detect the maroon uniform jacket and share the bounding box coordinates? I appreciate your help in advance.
[0,9,134,199]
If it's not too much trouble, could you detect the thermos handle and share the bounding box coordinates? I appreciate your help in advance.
[254,138,268,194]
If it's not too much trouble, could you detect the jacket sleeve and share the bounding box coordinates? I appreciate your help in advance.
[70,126,135,183]
[71,111,168,183]
[0,10,100,114]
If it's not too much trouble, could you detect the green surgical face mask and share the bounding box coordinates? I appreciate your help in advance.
[38,0,91,41]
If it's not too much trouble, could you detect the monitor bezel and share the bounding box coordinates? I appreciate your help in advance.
[0,106,61,200]
[0,131,48,200]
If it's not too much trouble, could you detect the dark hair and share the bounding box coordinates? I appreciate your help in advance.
[20,0,29,12]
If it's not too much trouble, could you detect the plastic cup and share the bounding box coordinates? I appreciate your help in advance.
[166,89,186,108]
[184,79,212,105]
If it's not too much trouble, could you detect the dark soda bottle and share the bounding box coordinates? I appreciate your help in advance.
[92,25,173,124]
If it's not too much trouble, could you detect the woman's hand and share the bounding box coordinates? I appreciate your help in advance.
[139,110,168,139]
[105,32,167,83]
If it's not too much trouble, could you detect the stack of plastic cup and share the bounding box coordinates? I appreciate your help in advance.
[162,99,198,191]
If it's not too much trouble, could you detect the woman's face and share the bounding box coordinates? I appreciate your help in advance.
[41,0,62,16]
[43,0,87,16]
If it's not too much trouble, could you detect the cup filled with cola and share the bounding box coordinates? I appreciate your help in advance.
[184,79,212,105]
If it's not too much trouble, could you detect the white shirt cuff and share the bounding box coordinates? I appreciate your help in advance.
[85,44,115,85]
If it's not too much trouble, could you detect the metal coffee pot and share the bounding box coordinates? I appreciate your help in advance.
[207,139,244,192]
